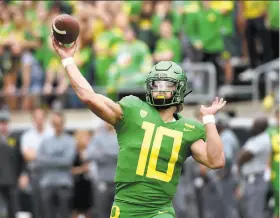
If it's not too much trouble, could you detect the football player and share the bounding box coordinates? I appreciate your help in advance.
[52,36,226,218]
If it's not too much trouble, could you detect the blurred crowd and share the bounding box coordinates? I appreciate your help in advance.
[0,106,279,218]
[0,0,279,111]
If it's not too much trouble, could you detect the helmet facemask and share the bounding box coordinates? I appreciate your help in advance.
[145,61,190,108]
[148,80,177,107]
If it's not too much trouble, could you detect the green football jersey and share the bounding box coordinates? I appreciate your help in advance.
[114,95,206,210]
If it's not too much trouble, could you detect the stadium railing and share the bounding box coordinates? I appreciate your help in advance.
[252,58,280,104]
[0,62,218,107]
[181,61,217,104]
[218,58,279,101]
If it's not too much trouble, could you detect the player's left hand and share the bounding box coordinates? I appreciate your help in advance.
[200,97,227,116]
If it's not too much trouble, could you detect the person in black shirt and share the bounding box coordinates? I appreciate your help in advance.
[71,130,93,218]
[0,109,20,218]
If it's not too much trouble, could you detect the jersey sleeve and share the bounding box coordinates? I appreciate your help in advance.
[185,121,206,157]
[196,122,206,142]
[116,95,143,129]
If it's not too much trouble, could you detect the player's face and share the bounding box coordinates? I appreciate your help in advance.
[150,80,176,100]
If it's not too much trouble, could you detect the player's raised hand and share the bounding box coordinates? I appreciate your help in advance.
[200,97,227,116]
[51,35,77,59]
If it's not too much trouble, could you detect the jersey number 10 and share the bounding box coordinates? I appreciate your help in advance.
[136,121,183,182]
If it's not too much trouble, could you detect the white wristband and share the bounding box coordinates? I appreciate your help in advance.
[61,57,75,68]
[202,115,215,125]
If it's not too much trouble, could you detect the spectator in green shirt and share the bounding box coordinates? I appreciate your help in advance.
[124,1,142,23]
[153,20,182,63]
[94,15,124,87]
[210,1,235,84]
[190,1,228,86]
[107,26,152,99]
[267,1,279,60]
[182,1,202,62]
[152,1,182,37]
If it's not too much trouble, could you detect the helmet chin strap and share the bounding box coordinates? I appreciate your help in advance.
[184,90,193,97]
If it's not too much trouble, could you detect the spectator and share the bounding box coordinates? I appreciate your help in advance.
[153,20,182,63]
[267,107,280,218]
[20,107,54,218]
[237,116,271,218]
[20,51,45,111]
[94,13,123,87]
[115,12,130,35]
[124,1,142,24]
[181,1,202,62]
[266,1,279,60]
[106,26,152,98]
[0,109,19,218]
[37,111,75,218]
[0,3,13,47]
[209,1,235,84]
[215,112,240,218]
[134,1,157,52]
[152,1,182,37]
[195,164,224,218]
[71,130,93,218]
[34,2,55,78]
[86,122,119,218]
[89,1,108,42]
[180,158,200,218]
[189,0,227,87]
[216,112,240,170]
[238,1,272,70]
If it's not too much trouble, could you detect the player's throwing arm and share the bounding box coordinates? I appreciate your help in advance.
[190,97,226,169]
[51,27,123,126]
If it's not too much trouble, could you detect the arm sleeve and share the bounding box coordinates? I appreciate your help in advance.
[197,123,206,142]
[187,122,206,157]
[116,95,142,130]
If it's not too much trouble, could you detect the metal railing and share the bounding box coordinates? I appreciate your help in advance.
[181,62,217,103]
[218,58,279,101]
[252,58,280,104]
[0,62,217,107]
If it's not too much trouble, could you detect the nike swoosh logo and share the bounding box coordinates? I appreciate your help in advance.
[158,211,168,214]
[184,128,192,132]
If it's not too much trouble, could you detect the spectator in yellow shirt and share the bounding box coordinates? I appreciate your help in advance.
[210,1,235,84]
[238,1,272,69]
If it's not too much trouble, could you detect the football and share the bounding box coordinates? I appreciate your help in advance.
[52,14,80,44]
